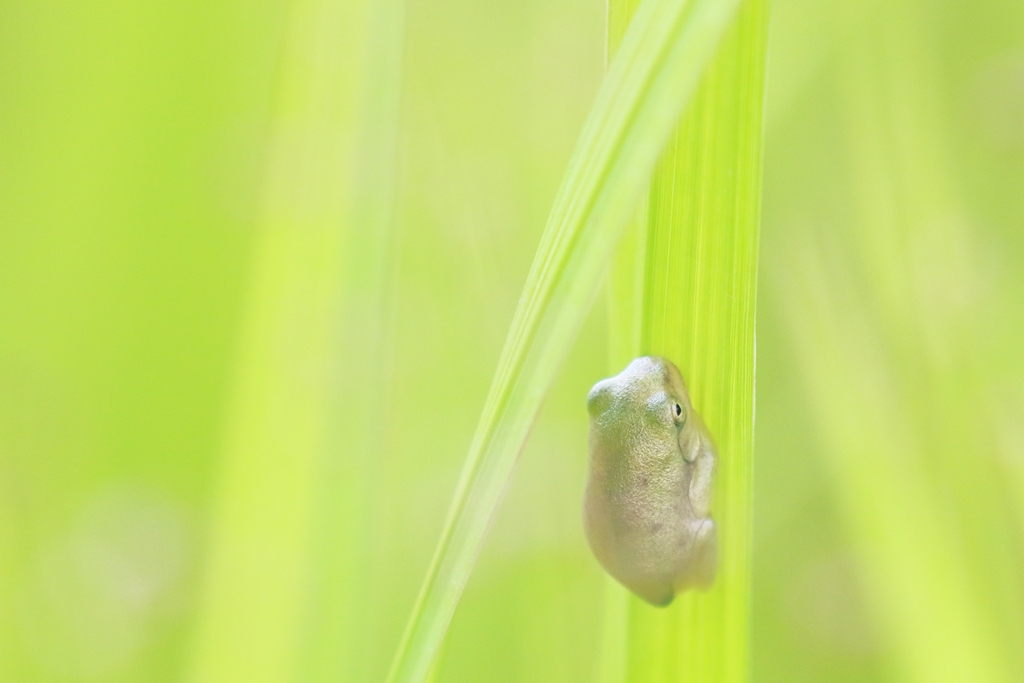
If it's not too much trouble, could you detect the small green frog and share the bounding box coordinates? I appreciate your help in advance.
[583,356,717,606]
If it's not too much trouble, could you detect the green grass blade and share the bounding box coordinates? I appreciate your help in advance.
[602,0,767,681]
[384,0,743,680]
[184,0,403,680]
[298,0,405,680]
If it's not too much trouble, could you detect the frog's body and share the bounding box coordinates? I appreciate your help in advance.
[583,356,717,606]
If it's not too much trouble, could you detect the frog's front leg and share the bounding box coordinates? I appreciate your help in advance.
[676,517,717,591]
[688,440,715,518]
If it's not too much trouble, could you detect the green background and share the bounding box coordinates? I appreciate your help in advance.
[1,0,1022,681]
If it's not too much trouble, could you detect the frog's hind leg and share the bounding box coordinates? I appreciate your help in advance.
[630,577,675,607]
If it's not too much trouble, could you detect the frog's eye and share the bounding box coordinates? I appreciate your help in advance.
[673,402,686,425]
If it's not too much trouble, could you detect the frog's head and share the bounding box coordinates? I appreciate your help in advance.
[587,356,702,461]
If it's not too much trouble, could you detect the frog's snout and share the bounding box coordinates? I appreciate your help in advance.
[587,380,614,417]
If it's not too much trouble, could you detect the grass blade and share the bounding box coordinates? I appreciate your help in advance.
[384,0,743,680]
[602,0,767,681]
[185,0,403,680]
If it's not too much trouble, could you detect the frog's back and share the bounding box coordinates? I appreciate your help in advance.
[583,443,707,605]
[583,356,718,606]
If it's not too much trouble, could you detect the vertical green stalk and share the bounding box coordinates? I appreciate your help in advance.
[185,0,403,681]
[603,0,766,681]
[299,0,404,680]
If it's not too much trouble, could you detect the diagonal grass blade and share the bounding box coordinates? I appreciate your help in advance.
[385,0,743,680]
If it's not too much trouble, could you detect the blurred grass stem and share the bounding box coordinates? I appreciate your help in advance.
[185,0,404,681]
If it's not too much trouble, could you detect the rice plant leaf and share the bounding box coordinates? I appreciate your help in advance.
[385,0,743,680]
[601,0,767,680]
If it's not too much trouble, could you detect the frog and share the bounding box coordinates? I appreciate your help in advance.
[583,356,717,606]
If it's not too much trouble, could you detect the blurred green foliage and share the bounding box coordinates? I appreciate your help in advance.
[0,0,1022,681]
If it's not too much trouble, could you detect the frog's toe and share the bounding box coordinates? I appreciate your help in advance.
[631,579,674,607]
